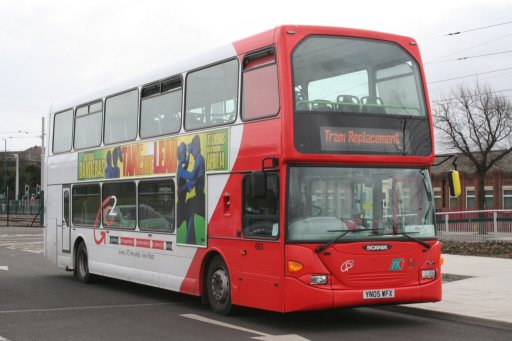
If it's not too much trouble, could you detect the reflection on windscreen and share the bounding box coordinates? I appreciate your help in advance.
[293,36,426,117]
[287,167,435,242]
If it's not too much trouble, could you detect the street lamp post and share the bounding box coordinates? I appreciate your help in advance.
[2,138,6,199]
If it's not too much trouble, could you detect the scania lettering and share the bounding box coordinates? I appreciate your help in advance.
[364,245,392,251]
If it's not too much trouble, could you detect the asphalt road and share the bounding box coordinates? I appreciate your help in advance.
[0,227,510,341]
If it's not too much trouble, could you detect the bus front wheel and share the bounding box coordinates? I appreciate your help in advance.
[74,242,93,283]
[206,256,232,315]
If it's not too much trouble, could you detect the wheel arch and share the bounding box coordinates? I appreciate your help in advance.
[72,236,86,270]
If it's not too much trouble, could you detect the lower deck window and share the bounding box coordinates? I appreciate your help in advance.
[139,180,175,232]
[102,182,136,229]
[242,173,279,238]
[72,184,100,226]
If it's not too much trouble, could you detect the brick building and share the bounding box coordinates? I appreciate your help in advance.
[432,151,512,212]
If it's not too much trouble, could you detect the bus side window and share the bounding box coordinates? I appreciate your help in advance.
[241,47,279,121]
[185,59,239,131]
[242,173,279,238]
[72,184,100,226]
[53,109,73,154]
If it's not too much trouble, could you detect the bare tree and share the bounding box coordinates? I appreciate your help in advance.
[434,83,512,218]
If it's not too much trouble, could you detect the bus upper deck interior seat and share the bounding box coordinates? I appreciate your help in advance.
[336,95,361,113]
[311,99,336,111]
[361,96,386,114]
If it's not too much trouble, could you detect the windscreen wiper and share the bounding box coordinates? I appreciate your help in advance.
[315,228,376,253]
[381,232,432,249]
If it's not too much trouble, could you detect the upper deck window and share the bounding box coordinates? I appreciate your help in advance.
[53,109,73,154]
[104,89,138,145]
[241,48,279,121]
[185,59,238,130]
[74,101,102,150]
[293,36,426,117]
[140,77,182,138]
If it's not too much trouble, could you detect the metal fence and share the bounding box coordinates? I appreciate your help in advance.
[0,199,43,227]
[436,210,512,242]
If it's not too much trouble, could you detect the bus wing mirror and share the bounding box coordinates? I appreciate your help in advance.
[251,171,267,199]
[448,170,461,197]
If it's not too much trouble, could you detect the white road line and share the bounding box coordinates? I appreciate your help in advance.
[0,302,172,314]
[0,266,8,271]
[181,314,310,340]
[0,335,12,341]
[25,248,43,252]
[0,237,44,254]
[0,234,43,238]
[0,242,43,246]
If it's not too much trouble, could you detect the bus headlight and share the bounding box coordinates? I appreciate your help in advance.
[310,275,328,285]
[421,269,436,279]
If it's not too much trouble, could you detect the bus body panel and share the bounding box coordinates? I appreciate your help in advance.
[47,153,77,185]
[180,117,284,311]
[71,227,198,291]
[44,184,61,265]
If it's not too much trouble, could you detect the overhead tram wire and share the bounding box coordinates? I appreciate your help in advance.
[0,101,47,109]
[418,21,512,41]
[425,33,512,64]
[445,21,512,37]
[428,67,512,84]
[430,88,512,104]
[426,51,512,65]
[428,73,512,94]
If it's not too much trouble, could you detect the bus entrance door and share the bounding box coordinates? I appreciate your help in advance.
[62,186,71,253]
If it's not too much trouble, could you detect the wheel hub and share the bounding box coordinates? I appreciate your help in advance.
[211,269,228,301]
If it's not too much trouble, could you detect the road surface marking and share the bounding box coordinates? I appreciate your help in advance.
[0,302,172,314]
[181,313,309,340]
[0,266,8,271]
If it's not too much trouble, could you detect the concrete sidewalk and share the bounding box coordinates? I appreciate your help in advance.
[402,254,512,327]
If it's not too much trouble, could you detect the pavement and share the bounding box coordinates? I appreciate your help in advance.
[398,254,512,329]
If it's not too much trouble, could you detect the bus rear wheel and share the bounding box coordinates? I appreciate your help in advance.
[206,256,232,315]
[74,242,93,283]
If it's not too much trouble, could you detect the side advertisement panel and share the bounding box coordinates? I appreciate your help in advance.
[77,128,229,247]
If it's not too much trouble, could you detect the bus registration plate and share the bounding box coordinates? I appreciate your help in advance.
[363,289,395,299]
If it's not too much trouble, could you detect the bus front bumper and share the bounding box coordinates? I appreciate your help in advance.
[283,276,442,312]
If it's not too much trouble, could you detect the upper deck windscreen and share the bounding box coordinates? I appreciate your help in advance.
[292,35,431,156]
[293,36,426,117]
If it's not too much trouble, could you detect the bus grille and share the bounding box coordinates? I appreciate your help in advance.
[344,272,410,287]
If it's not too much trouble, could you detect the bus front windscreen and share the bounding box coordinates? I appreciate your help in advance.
[287,167,436,243]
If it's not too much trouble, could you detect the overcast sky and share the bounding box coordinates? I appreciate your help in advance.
[1,0,511,151]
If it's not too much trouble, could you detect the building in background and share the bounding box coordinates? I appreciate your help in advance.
[432,151,512,212]
[0,145,41,199]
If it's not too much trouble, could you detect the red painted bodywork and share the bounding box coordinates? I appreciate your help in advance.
[180,25,440,312]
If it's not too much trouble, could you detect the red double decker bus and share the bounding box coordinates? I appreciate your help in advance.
[44,25,441,315]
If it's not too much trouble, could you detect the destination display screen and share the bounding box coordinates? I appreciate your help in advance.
[320,127,405,153]
[293,113,432,156]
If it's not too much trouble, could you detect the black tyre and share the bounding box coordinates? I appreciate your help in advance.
[206,256,233,315]
[74,242,93,283]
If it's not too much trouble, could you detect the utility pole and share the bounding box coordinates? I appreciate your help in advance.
[40,116,45,225]
[41,117,45,190]
[14,154,19,201]
[2,138,6,199]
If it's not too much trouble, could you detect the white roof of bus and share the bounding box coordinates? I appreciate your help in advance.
[50,43,237,114]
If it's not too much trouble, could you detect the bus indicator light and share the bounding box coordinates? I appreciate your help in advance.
[288,261,303,272]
